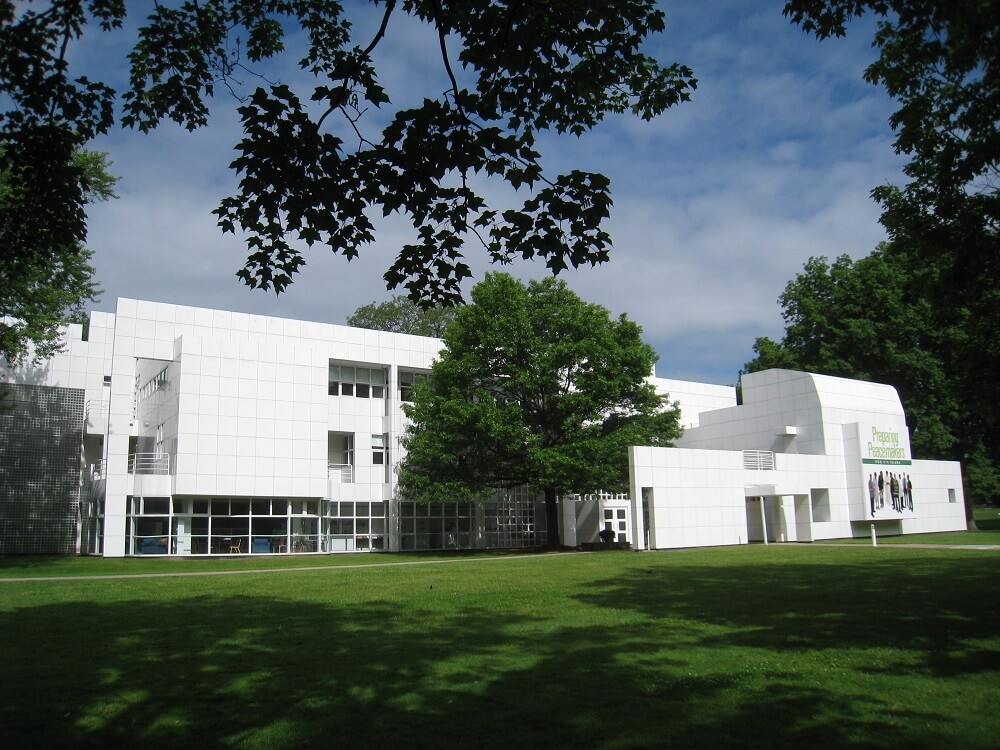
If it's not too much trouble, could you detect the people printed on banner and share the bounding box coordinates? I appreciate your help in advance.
[869,470,915,515]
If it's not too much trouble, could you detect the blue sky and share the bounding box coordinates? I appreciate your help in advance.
[78,1,903,385]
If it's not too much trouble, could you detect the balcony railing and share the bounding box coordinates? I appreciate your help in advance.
[743,450,775,471]
[328,463,353,483]
[128,452,170,475]
[88,460,104,481]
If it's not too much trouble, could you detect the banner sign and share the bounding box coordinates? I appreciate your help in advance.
[857,423,915,518]
[861,425,911,466]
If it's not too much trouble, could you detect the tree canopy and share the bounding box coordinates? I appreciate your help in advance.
[346,295,457,338]
[783,0,1000,468]
[1,149,114,364]
[744,245,997,506]
[397,272,681,547]
[0,0,695,308]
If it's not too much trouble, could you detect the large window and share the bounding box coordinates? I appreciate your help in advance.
[329,364,387,398]
[127,496,171,554]
[398,370,428,402]
[128,496,321,555]
[398,502,476,551]
[324,501,387,552]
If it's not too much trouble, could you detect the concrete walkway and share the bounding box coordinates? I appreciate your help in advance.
[3,543,997,584]
[0,551,556,583]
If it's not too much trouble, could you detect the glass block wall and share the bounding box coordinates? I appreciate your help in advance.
[0,384,85,553]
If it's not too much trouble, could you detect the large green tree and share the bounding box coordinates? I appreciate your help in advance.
[745,246,997,505]
[1,149,115,364]
[347,295,457,337]
[1,1,695,306]
[398,272,681,547]
[782,0,1000,500]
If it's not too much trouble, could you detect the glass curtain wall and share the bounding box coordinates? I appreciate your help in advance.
[322,501,387,551]
[398,501,476,551]
[127,496,322,555]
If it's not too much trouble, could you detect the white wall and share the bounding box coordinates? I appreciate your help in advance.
[652,378,736,430]
[629,446,748,549]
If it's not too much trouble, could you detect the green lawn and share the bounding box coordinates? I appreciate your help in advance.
[973,505,1000,530]
[2,546,999,749]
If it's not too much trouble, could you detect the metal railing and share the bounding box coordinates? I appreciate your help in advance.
[570,491,631,503]
[328,463,353,483]
[88,460,104,481]
[128,452,170,475]
[743,450,775,471]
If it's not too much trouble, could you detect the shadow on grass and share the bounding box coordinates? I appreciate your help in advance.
[2,551,998,749]
[577,552,1000,676]
[0,594,732,750]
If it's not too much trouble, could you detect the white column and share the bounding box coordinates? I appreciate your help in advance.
[561,495,577,547]
[632,490,647,551]
[759,498,768,545]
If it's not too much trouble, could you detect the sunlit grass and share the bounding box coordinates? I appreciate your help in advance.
[822,527,1000,545]
[2,545,998,749]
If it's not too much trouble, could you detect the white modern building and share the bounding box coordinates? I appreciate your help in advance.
[628,369,967,549]
[0,299,967,557]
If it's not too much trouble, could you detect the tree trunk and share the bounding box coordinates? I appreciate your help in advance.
[544,487,561,548]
